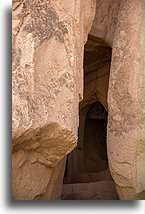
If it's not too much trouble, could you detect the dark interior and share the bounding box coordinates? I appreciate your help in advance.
[61,35,119,200]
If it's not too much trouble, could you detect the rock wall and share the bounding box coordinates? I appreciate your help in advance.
[107,0,143,200]
[90,0,120,47]
[12,151,66,200]
[12,0,96,200]
[12,0,143,200]
[88,0,143,200]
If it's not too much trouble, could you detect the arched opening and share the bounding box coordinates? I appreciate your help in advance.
[61,35,119,200]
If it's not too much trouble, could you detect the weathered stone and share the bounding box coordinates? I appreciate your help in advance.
[90,0,120,47]
[107,0,143,200]
[12,0,96,200]
[12,0,96,167]
[12,0,143,200]
[12,150,66,200]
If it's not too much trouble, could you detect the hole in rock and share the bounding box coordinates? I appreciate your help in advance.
[61,35,119,200]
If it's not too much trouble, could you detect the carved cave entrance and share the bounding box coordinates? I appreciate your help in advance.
[61,35,119,200]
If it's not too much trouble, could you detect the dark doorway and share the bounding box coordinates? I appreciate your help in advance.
[61,35,119,200]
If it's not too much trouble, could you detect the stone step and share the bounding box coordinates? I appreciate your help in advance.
[64,169,113,184]
[61,180,119,200]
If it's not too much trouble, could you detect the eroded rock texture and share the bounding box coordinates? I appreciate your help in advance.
[12,0,96,200]
[107,0,143,200]
[12,0,143,200]
[12,151,66,200]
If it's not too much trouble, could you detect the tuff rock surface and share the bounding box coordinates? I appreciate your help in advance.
[12,0,143,200]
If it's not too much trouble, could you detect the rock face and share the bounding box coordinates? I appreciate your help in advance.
[12,0,96,167]
[12,0,143,200]
[12,152,66,200]
[12,0,96,200]
[107,0,143,200]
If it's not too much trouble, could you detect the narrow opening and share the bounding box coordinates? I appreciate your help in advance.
[61,35,119,200]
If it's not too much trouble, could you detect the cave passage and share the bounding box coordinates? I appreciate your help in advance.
[61,35,119,200]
